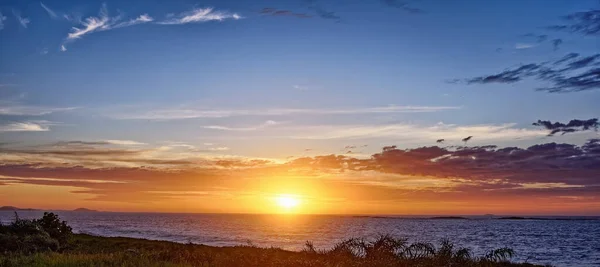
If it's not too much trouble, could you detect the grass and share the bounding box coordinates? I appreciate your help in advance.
[0,214,550,267]
[0,234,551,267]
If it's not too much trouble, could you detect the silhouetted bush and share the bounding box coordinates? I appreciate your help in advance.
[34,212,73,246]
[0,212,71,253]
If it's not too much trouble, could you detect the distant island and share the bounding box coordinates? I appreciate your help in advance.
[1,206,99,212]
[0,206,38,211]
[498,216,598,221]
[73,208,99,212]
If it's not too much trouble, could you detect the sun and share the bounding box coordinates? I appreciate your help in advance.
[274,194,300,211]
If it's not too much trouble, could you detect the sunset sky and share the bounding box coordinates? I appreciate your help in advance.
[1,0,599,215]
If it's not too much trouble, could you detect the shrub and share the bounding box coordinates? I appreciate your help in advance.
[34,212,73,246]
[0,212,71,253]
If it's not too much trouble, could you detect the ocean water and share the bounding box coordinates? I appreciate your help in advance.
[1,211,599,267]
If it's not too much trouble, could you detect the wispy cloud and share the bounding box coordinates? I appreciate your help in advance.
[157,7,241,25]
[293,85,309,91]
[51,140,147,147]
[209,146,230,151]
[39,2,78,22]
[547,7,600,37]
[455,53,600,93]
[40,2,58,19]
[290,122,547,142]
[552,39,563,51]
[303,0,341,21]
[0,121,51,132]
[105,140,147,146]
[117,105,461,120]
[260,8,312,19]
[381,0,424,14]
[56,5,239,49]
[64,4,153,47]
[515,43,536,49]
[113,14,154,28]
[203,120,279,131]
[0,105,77,116]
[0,12,6,30]
[12,10,30,28]
[66,4,114,40]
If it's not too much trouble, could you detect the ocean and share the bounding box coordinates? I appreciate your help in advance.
[1,211,599,267]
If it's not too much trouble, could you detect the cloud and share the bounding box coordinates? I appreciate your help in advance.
[381,0,424,13]
[533,118,599,136]
[536,34,548,43]
[0,121,50,132]
[162,142,196,149]
[303,0,341,21]
[538,67,600,93]
[464,64,541,84]
[260,8,312,18]
[0,12,7,30]
[289,122,547,142]
[293,85,309,91]
[460,5,598,93]
[552,39,563,51]
[157,7,241,25]
[563,54,600,70]
[0,105,77,116]
[64,4,153,48]
[457,53,600,93]
[292,139,600,189]
[1,138,598,211]
[60,45,67,52]
[53,141,114,146]
[105,140,147,146]
[547,7,600,36]
[49,140,143,147]
[515,43,536,49]
[112,14,154,28]
[40,2,58,19]
[554,53,579,65]
[309,7,340,21]
[203,120,279,131]
[66,4,114,40]
[12,10,30,28]
[520,33,549,43]
[117,105,461,120]
[209,147,230,151]
[39,2,75,22]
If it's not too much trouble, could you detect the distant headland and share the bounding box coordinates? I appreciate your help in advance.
[72,208,99,212]
[0,206,38,211]
[0,206,99,212]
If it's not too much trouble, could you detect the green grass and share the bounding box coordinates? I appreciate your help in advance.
[0,234,550,267]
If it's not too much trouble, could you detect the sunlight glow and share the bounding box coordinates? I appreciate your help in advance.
[274,194,300,211]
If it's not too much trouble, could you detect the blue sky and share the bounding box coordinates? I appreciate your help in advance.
[1,0,599,158]
[1,0,600,214]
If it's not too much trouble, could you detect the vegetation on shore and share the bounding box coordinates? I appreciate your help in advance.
[1,213,550,267]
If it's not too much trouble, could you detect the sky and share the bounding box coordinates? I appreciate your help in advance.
[0,0,599,215]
